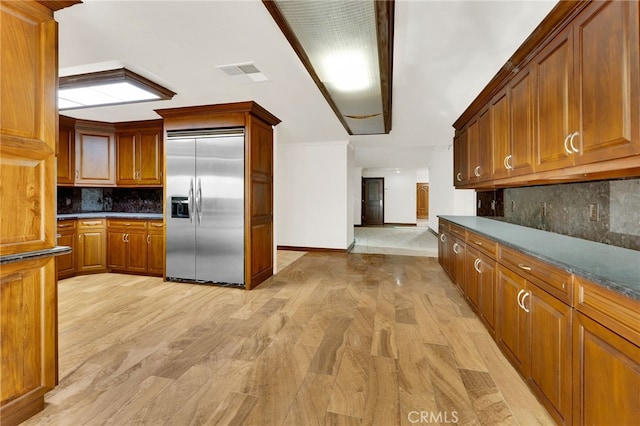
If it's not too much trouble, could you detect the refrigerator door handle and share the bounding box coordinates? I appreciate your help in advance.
[196,177,203,224]
[188,178,195,223]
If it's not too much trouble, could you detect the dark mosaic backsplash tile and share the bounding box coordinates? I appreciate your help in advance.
[57,187,162,214]
[493,178,640,251]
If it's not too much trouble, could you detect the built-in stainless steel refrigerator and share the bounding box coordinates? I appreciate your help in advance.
[165,128,245,286]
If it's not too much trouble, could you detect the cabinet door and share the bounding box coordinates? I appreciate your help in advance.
[572,0,640,164]
[56,230,76,279]
[453,129,468,186]
[76,128,116,186]
[476,108,492,182]
[116,132,137,185]
[573,312,640,426]
[527,284,572,425]
[107,230,127,270]
[534,26,575,172]
[467,119,479,184]
[491,90,511,180]
[57,122,75,185]
[138,129,162,185]
[77,222,106,273]
[452,239,466,293]
[127,229,148,273]
[465,247,481,310]
[477,252,496,335]
[147,221,164,276]
[496,266,529,373]
[508,65,535,176]
[438,231,450,274]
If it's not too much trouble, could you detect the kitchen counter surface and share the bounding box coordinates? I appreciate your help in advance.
[439,215,640,300]
[58,212,163,220]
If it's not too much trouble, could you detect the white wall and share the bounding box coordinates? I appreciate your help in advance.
[277,141,352,250]
[346,145,355,247]
[427,145,475,231]
[353,166,363,226]
[416,168,429,183]
[362,168,417,224]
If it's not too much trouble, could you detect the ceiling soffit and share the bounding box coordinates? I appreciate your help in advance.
[263,0,394,136]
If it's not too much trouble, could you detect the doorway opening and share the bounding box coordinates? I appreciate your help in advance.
[362,177,384,226]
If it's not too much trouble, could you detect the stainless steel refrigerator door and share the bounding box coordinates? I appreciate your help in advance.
[165,136,196,280]
[195,133,245,284]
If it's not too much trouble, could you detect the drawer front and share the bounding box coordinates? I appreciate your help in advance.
[575,276,640,345]
[438,219,450,234]
[77,219,106,229]
[107,219,148,230]
[499,245,573,305]
[466,231,497,258]
[147,220,164,232]
[57,220,77,230]
[449,223,467,240]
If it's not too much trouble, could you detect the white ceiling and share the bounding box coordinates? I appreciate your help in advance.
[55,0,556,170]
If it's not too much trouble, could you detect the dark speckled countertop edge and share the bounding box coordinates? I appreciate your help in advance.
[439,215,640,301]
[58,212,163,220]
[0,246,72,264]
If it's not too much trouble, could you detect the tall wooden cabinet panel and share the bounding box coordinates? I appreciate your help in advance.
[57,116,75,186]
[476,107,492,182]
[1,2,79,424]
[75,124,116,186]
[156,101,280,289]
[534,25,575,172]
[453,129,468,185]
[496,266,529,372]
[508,65,535,176]
[466,247,496,335]
[491,90,511,180]
[55,221,76,279]
[571,0,640,165]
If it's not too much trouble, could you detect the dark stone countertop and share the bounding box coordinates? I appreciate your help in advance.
[58,212,163,221]
[439,215,640,300]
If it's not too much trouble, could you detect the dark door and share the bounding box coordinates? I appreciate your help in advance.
[362,178,384,225]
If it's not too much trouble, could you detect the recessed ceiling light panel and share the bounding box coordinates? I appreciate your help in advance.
[58,68,175,110]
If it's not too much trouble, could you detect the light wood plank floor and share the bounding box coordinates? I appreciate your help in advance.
[24,253,554,425]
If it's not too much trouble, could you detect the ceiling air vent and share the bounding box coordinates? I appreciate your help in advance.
[216,62,268,82]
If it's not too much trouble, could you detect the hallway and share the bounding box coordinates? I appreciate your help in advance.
[351,222,439,257]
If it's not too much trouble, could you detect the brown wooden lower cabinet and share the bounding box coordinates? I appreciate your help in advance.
[77,219,107,274]
[572,312,640,426]
[438,219,639,425]
[56,221,77,279]
[57,218,163,280]
[0,258,57,426]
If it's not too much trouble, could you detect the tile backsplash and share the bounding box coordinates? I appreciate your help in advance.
[499,178,640,251]
[57,187,163,214]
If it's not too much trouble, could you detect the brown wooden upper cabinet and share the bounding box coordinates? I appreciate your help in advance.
[57,115,76,186]
[454,0,640,188]
[115,120,163,187]
[75,122,116,186]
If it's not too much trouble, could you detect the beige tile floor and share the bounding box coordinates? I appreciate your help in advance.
[351,220,439,257]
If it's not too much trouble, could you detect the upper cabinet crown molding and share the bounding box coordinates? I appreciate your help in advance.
[155,101,281,127]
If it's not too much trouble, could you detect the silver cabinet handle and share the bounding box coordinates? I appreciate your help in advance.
[456,172,462,182]
[453,243,460,254]
[125,233,130,243]
[517,289,526,309]
[440,234,446,242]
[474,258,481,273]
[122,233,126,242]
[504,155,513,170]
[521,291,530,313]
[563,133,573,155]
[147,235,151,244]
[75,170,79,179]
[569,131,579,153]
[517,263,532,271]
[474,166,481,177]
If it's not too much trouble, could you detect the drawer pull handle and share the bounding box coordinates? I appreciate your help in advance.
[517,263,532,271]
[453,243,461,254]
[58,223,73,228]
[474,241,482,246]
[82,221,102,226]
[151,223,163,227]
[440,234,446,242]
[474,258,481,273]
